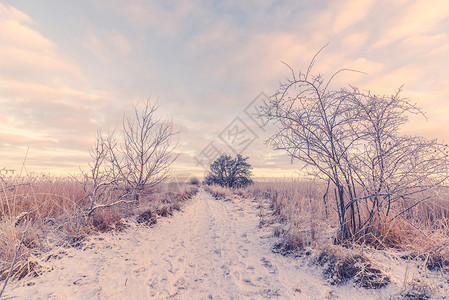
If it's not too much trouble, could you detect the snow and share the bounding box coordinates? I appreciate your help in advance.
[5,189,446,299]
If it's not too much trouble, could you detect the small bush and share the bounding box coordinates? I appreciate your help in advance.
[136,210,157,226]
[188,176,200,185]
[400,276,435,299]
[155,206,171,217]
[316,247,390,289]
[89,208,124,232]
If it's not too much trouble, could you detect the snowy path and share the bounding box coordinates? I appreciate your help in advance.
[7,189,392,299]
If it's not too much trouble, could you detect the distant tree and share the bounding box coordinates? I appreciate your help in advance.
[205,154,253,188]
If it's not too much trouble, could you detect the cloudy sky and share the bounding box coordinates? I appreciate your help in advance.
[1,0,449,178]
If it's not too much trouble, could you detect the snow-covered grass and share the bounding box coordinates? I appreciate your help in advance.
[242,179,449,297]
[2,176,448,298]
[3,189,413,299]
[244,180,331,249]
[0,175,198,287]
[203,184,234,200]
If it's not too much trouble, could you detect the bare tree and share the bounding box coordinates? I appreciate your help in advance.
[261,51,449,243]
[82,99,179,217]
[82,131,115,212]
[109,100,179,201]
[80,131,134,217]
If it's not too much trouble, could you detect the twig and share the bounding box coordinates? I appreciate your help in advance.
[391,196,432,221]
[87,196,136,217]
[19,147,29,177]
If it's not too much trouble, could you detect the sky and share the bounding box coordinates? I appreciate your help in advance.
[1,0,449,179]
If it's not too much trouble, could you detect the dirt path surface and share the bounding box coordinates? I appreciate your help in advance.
[7,189,392,299]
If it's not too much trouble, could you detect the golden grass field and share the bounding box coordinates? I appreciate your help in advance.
[1,176,449,298]
[0,175,199,283]
[206,180,449,296]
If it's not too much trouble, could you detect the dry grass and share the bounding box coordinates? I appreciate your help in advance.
[0,175,198,283]
[315,245,390,289]
[244,180,332,249]
[204,185,234,200]
[244,180,449,250]
[400,272,436,299]
[240,179,449,289]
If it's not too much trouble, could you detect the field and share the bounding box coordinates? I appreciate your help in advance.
[242,180,449,297]
[0,175,198,288]
[243,180,449,252]
[204,181,449,297]
[1,176,449,298]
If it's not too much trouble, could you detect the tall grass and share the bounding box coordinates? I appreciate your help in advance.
[234,179,449,291]
[204,185,234,200]
[0,175,198,283]
[244,180,331,249]
[243,179,449,267]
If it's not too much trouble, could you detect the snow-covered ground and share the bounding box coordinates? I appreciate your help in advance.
[5,189,446,299]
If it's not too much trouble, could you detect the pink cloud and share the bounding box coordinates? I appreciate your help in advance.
[331,0,376,33]
[81,29,132,63]
[374,0,449,48]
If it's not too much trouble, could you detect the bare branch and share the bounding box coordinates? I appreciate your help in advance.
[261,49,449,243]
